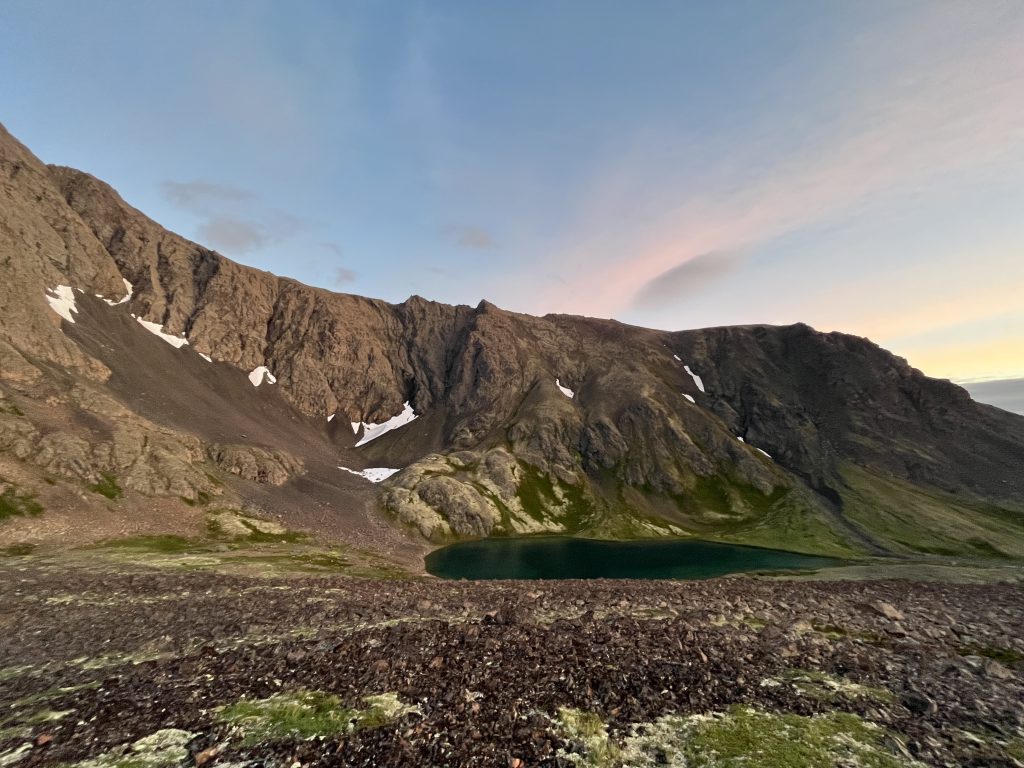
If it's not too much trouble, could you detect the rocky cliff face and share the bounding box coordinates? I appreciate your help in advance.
[2,122,1023,558]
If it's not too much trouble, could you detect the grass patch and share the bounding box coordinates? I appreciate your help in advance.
[556,706,922,767]
[0,399,24,416]
[218,690,418,746]
[180,491,212,507]
[623,706,921,767]
[840,464,1024,560]
[811,623,888,646]
[958,644,1024,668]
[237,552,354,573]
[89,473,123,500]
[59,728,194,768]
[237,518,304,544]
[0,543,36,557]
[0,485,43,520]
[556,708,621,768]
[1007,739,1024,761]
[205,509,304,544]
[99,535,194,554]
[771,669,894,704]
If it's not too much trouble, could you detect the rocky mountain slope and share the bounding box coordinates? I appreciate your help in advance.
[2,121,1023,561]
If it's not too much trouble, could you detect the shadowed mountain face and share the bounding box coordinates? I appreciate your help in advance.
[2,122,1023,561]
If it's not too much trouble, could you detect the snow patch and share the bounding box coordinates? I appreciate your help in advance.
[45,285,78,323]
[339,466,401,483]
[682,393,695,404]
[673,354,681,361]
[738,435,772,459]
[351,422,360,435]
[248,366,277,386]
[118,278,133,304]
[683,364,705,392]
[354,401,418,447]
[327,414,335,423]
[555,378,575,399]
[97,279,134,306]
[198,352,213,363]
[136,317,189,348]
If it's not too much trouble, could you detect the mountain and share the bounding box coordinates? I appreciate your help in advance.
[963,378,1024,416]
[2,122,1023,562]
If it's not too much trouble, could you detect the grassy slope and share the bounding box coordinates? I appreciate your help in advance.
[505,458,1024,563]
[839,463,1024,559]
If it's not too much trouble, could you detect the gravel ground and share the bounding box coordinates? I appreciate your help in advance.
[1,560,1022,767]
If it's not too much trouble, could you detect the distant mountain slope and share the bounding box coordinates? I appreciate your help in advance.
[963,378,1024,416]
[2,122,1023,560]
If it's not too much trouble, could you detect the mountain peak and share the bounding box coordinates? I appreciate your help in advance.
[1,122,1022,562]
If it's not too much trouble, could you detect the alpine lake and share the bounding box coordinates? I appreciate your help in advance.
[426,536,841,580]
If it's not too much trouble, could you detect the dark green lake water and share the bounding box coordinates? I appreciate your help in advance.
[425,537,839,580]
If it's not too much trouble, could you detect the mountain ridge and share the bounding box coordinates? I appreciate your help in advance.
[2,122,1023,562]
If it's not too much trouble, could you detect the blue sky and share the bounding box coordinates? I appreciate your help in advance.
[2,0,1022,380]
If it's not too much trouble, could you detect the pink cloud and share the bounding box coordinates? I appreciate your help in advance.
[530,5,1024,319]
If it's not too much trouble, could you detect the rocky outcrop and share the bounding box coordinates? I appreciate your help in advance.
[0,382,222,502]
[206,444,302,486]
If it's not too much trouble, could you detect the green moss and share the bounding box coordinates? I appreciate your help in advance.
[89,473,123,500]
[98,535,194,554]
[0,724,30,742]
[669,476,787,522]
[517,465,558,523]
[0,744,33,766]
[556,708,621,768]
[516,464,594,531]
[958,644,1024,668]
[840,464,1024,560]
[631,707,920,767]
[59,728,194,768]
[556,707,921,768]
[204,509,304,544]
[237,518,305,544]
[810,623,887,645]
[1007,738,1024,760]
[243,552,354,572]
[0,485,43,520]
[773,669,894,703]
[218,690,418,746]
[205,515,228,538]
[963,537,1009,558]
[180,491,212,507]
[1,543,36,557]
[8,680,100,710]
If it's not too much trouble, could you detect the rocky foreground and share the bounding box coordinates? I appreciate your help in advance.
[1,561,1022,768]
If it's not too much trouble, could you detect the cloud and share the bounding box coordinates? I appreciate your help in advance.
[332,266,356,286]
[630,250,747,309]
[160,180,255,210]
[318,241,344,258]
[161,179,314,256]
[530,5,1024,319]
[196,216,267,254]
[444,225,494,249]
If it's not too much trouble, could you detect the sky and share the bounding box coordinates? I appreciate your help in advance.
[2,0,1022,383]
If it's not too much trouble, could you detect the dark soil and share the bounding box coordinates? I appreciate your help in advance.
[1,561,1022,767]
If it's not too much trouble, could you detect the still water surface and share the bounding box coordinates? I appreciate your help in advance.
[426,536,839,580]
